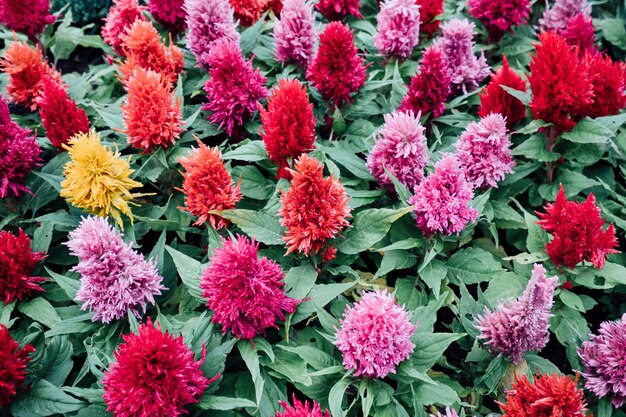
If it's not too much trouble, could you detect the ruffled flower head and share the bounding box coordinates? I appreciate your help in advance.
[578,314,626,408]
[367,110,428,192]
[478,55,527,128]
[201,235,299,340]
[274,0,317,68]
[475,264,558,363]
[0,229,45,305]
[202,38,269,136]
[277,395,331,417]
[455,113,515,189]
[259,78,316,179]
[583,52,626,119]
[60,131,146,228]
[306,22,367,108]
[374,0,421,60]
[430,408,459,417]
[335,290,416,378]
[66,216,165,323]
[560,13,596,56]
[0,0,55,39]
[184,0,239,69]
[468,0,530,41]
[408,153,478,236]
[0,324,34,407]
[280,154,351,259]
[149,0,187,32]
[230,0,269,26]
[415,0,443,37]
[122,67,182,152]
[539,0,590,32]
[315,0,361,21]
[536,185,619,269]
[102,0,147,56]
[178,139,242,228]
[103,319,213,417]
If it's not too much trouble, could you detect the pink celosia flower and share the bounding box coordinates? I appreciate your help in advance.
[0,0,56,40]
[184,0,239,69]
[408,153,478,236]
[367,110,428,193]
[475,264,558,363]
[467,0,530,42]
[200,235,299,340]
[102,0,147,56]
[578,314,626,408]
[202,38,269,136]
[149,0,186,32]
[277,395,330,417]
[65,216,165,323]
[374,0,420,59]
[560,13,596,56]
[430,408,459,417]
[454,113,515,189]
[315,0,361,21]
[539,0,590,32]
[434,19,490,94]
[274,0,317,68]
[335,289,416,378]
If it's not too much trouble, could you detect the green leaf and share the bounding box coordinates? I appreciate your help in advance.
[338,207,413,254]
[45,268,80,300]
[238,340,264,406]
[198,395,257,410]
[559,291,585,312]
[538,170,599,200]
[216,209,284,245]
[500,85,530,105]
[324,147,372,180]
[329,378,350,417]
[412,333,463,371]
[413,379,460,406]
[18,298,62,329]
[38,336,73,386]
[284,263,318,299]
[525,212,549,254]
[445,248,505,285]
[292,281,356,324]
[599,18,626,49]
[11,380,85,417]
[561,117,612,144]
[222,140,268,162]
[165,246,204,302]
[477,356,509,393]
[511,136,560,162]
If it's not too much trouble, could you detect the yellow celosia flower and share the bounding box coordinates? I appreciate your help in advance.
[60,130,147,228]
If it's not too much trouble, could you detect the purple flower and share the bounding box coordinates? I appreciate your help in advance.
[430,408,459,417]
[408,153,478,236]
[475,264,558,363]
[65,216,165,324]
[274,0,317,68]
[539,0,590,32]
[184,0,239,69]
[434,18,490,94]
[578,314,626,408]
[367,110,428,193]
[454,113,515,189]
[335,290,416,378]
[374,0,421,60]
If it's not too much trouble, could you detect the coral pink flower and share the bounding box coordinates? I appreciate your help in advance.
[455,113,515,189]
[0,324,34,407]
[408,154,478,236]
[539,0,590,32]
[374,0,421,60]
[102,0,147,56]
[178,139,242,228]
[122,67,182,152]
[277,395,330,417]
[475,264,557,363]
[259,78,316,179]
[315,0,361,20]
[583,52,626,119]
[560,13,596,56]
[467,0,530,41]
[399,45,451,119]
[0,229,46,305]
[415,0,443,37]
[230,0,269,25]
[335,290,416,378]
[478,55,527,128]
[202,38,269,136]
[274,0,317,68]
[280,155,351,259]
[306,22,367,108]
[201,235,299,340]
[0,0,55,39]
[430,408,459,417]
[536,185,619,269]
[149,0,186,32]
[103,319,213,417]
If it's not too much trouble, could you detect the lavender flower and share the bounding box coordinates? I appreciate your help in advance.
[374,0,421,60]
[65,216,165,323]
[539,0,590,32]
[274,0,317,68]
[454,113,515,189]
[430,408,459,417]
[475,264,558,363]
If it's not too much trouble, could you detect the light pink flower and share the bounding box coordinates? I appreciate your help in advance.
[374,0,420,60]
[430,408,459,417]
[539,0,590,32]
[274,0,317,68]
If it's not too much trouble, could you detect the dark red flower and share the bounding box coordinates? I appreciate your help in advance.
[149,0,187,32]
[478,55,527,128]
[414,0,443,37]
[560,13,596,57]
[536,185,619,270]
[468,0,530,41]
[0,229,46,305]
[277,395,331,417]
[582,52,626,119]
[0,324,34,407]
[0,0,56,39]
[315,0,361,21]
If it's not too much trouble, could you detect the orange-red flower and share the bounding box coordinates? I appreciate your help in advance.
[230,0,269,25]
[102,0,147,56]
[478,55,527,128]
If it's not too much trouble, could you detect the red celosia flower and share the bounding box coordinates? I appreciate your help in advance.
[268,0,282,14]
[0,324,34,407]
[103,319,214,417]
[536,185,619,270]
[36,77,90,150]
[306,22,366,108]
[280,154,351,259]
[478,55,527,128]
[277,395,331,417]
[118,20,184,85]
[468,0,530,42]
[0,0,55,40]
[315,0,361,21]
[0,40,63,110]
[178,139,242,228]
[582,52,626,119]
[528,32,593,134]
[230,0,269,25]
[122,67,182,152]
[415,0,443,37]
[500,373,589,417]
[149,0,186,32]
[259,78,316,179]
[560,13,596,56]
[102,0,147,56]
[0,229,46,305]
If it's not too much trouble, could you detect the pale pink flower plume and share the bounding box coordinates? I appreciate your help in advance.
[430,408,460,417]
[374,0,421,60]
[274,0,317,68]
[539,0,591,32]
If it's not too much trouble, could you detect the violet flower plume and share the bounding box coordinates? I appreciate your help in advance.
[374,0,421,60]
[274,0,317,68]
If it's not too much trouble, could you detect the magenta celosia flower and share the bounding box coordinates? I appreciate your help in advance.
[0,0,56,40]
[454,113,515,189]
[200,235,299,340]
[539,0,590,32]
[184,0,239,69]
[274,0,317,68]
[430,408,459,417]
[475,263,558,363]
[202,38,269,137]
[408,153,478,236]
[65,216,165,324]
[277,395,331,417]
[560,13,596,56]
[578,314,626,408]
[434,19,490,94]
[367,110,428,193]
[335,289,416,378]
[374,0,421,60]
[467,0,530,42]
[149,0,186,32]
